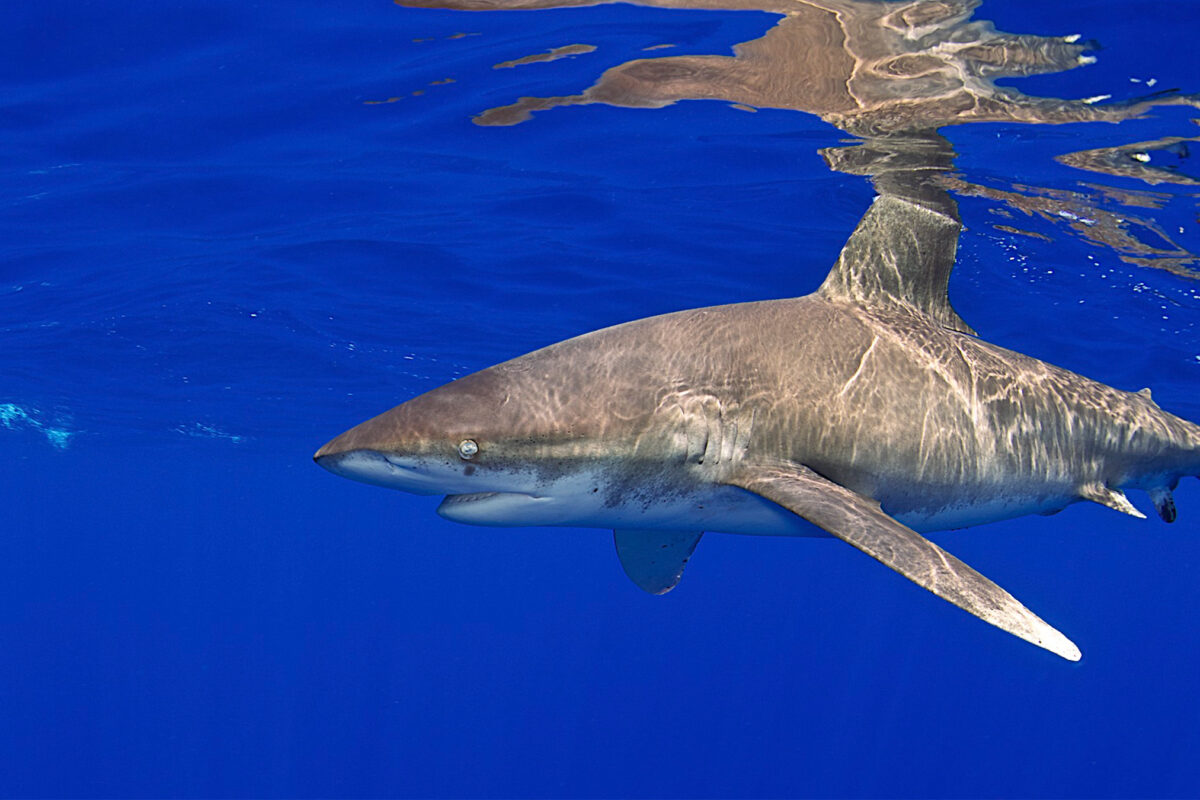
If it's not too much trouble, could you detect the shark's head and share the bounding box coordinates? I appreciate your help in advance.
[314,339,659,527]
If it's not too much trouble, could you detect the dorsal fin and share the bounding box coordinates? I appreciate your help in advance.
[818,194,975,335]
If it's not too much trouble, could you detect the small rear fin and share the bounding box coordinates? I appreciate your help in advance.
[1149,487,1177,523]
[818,195,975,335]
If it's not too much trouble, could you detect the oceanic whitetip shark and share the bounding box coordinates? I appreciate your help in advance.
[316,194,1200,661]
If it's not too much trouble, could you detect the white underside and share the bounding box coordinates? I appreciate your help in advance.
[438,483,1075,534]
[435,479,814,535]
[323,449,1079,535]
[889,493,1073,532]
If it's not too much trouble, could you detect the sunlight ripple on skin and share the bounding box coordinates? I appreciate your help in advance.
[315,0,1200,662]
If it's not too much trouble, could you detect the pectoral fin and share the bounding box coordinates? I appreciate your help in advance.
[725,462,1081,661]
[614,529,703,595]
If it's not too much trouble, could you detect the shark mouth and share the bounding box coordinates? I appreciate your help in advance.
[439,491,503,506]
[436,491,551,526]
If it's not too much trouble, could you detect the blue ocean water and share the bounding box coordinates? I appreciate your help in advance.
[3,1,1199,797]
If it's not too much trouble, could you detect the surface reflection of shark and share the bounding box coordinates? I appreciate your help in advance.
[315,1,1200,660]
[401,0,1197,134]
[398,0,1200,272]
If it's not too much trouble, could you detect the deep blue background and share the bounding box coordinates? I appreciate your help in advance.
[2,1,1199,797]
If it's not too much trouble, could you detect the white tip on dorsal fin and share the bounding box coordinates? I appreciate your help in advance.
[1080,482,1147,519]
[1137,387,1158,407]
[1149,487,1177,523]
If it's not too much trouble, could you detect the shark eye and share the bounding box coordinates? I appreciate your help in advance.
[457,439,479,460]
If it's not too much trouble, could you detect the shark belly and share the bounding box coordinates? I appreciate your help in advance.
[885,490,1075,532]
[865,468,1081,532]
[437,480,1078,536]
[433,456,1086,536]
[436,471,821,536]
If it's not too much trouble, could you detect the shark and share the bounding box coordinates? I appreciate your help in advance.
[315,192,1200,661]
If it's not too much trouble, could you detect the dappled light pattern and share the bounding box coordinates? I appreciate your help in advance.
[1058,134,1200,186]
[398,0,1198,135]
[0,403,75,450]
[941,175,1200,277]
[394,0,1200,275]
[493,44,596,69]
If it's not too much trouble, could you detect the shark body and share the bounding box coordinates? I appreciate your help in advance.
[316,196,1200,661]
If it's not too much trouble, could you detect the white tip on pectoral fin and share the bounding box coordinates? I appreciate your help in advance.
[725,462,1083,662]
[1022,615,1082,662]
[1080,482,1146,519]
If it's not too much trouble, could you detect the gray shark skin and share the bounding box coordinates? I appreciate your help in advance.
[316,194,1200,662]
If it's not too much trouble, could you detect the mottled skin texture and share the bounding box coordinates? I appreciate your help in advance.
[321,0,1200,659]
[316,194,1198,660]
[320,195,1200,533]
[320,287,1200,530]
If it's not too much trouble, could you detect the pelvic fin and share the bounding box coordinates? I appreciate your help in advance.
[1079,483,1147,519]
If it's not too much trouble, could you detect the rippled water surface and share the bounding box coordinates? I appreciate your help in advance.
[3,1,1200,796]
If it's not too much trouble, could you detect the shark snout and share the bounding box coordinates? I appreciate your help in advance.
[313,441,342,463]
[313,408,422,468]
[313,447,384,481]
[313,424,377,462]
[314,447,449,495]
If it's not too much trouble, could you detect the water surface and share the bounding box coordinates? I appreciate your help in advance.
[3,1,1199,796]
